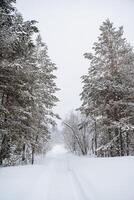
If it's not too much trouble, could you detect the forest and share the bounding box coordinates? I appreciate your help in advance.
[0,0,59,166]
[0,0,134,167]
[1,1,134,200]
[63,20,134,157]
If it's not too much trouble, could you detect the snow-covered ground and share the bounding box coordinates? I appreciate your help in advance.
[0,144,134,200]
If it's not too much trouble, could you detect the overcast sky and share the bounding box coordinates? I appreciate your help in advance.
[16,0,134,122]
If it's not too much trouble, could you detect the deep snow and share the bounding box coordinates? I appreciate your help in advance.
[0,144,134,200]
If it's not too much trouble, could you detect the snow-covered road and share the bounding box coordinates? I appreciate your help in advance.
[0,144,134,200]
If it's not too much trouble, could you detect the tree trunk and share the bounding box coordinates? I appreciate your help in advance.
[91,138,94,155]
[31,147,35,165]
[22,143,26,162]
[126,133,129,156]
[108,128,112,157]
[119,128,124,156]
[0,154,3,166]
[94,120,97,156]
[0,134,7,166]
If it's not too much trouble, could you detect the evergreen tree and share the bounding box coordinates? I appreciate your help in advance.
[0,9,38,165]
[0,1,59,166]
[80,19,134,157]
[30,35,59,163]
[0,0,17,165]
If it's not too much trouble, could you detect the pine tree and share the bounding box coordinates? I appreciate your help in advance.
[0,0,59,166]
[30,35,59,163]
[0,0,17,165]
[0,9,39,165]
[80,19,134,157]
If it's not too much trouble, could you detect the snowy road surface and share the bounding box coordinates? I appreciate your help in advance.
[0,144,134,200]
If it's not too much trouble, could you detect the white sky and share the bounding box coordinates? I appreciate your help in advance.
[16,0,134,122]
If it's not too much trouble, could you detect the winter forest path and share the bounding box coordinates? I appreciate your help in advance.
[0,144,134,200]
[0,144,95,200]
[30,144,94,200]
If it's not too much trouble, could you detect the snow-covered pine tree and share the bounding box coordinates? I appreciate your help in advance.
[0,6,39,165]
[0,0,17,165]
[8,13,39,165]
[0,0,59,166]
[30,35,59,163]
[35,35,59,126]
[80,19,134,157]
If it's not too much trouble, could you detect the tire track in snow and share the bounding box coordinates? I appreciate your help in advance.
[67,157,96,200]
[46,155,79,200]
[23,159,55,200]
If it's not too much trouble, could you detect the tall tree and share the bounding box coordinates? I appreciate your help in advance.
[0,1,59,166]
[30,35,59,163]
[0,9,38,165]
[80,19,134,157]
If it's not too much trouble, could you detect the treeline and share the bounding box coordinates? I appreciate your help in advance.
[0,0,59,166]
[63,20,134,157]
